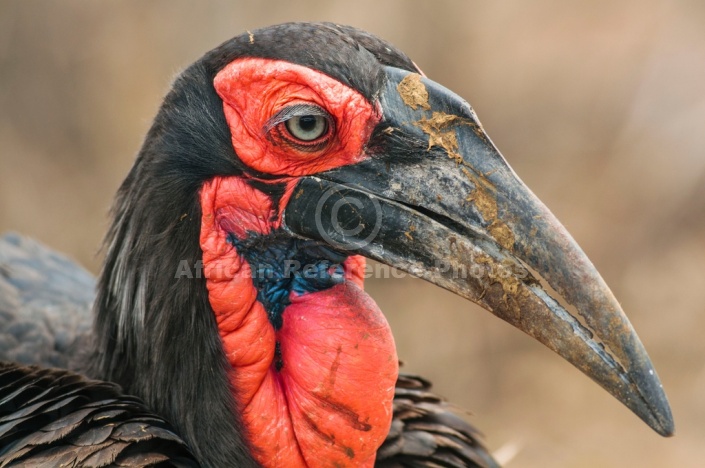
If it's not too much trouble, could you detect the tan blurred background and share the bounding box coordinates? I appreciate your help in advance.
[1,1,704,466]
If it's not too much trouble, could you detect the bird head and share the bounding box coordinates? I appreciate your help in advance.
[91,23,673,466]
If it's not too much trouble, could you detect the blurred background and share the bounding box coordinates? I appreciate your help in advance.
[1,1,703,466]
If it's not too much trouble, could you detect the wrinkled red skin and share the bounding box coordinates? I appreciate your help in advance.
[214,57,380,176]
[199,58,398,467]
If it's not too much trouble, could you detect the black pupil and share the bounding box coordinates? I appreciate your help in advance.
[298,115,318,132]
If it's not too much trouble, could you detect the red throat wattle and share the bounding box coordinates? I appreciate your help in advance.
[199,57,398,467]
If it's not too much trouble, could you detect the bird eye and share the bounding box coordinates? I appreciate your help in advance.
[266,104,335,152]
[285,115,328,142]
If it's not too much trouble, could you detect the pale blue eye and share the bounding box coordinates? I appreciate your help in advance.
[285,115,328,141]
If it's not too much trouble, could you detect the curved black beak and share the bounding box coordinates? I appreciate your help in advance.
[282,67,674,436]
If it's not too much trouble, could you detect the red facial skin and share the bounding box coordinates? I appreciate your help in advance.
[200,58,398,467]
[214,57,380,176]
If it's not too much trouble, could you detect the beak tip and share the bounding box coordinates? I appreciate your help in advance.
[652,405,675,437]
[661,425,676,438]
[652,416,675,438]
[635,374,674,437]
[625,357,675,437]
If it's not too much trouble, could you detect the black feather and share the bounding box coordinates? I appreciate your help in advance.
[0,362,197,467]
[376,375,498,468]
[0,233,92,369]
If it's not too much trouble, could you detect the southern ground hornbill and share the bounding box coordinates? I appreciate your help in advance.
[0,22,673,467]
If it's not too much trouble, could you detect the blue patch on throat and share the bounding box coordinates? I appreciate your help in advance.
[227,230,347,330]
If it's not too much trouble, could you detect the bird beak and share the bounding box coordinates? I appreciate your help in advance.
[282,67,674,436]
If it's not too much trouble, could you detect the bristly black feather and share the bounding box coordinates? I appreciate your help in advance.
[85,23,420,467]
[376,375,499,468]
[0,362,197,467]
[86,58,257,466]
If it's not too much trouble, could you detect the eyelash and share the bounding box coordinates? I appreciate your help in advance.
[266,105,335,152]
